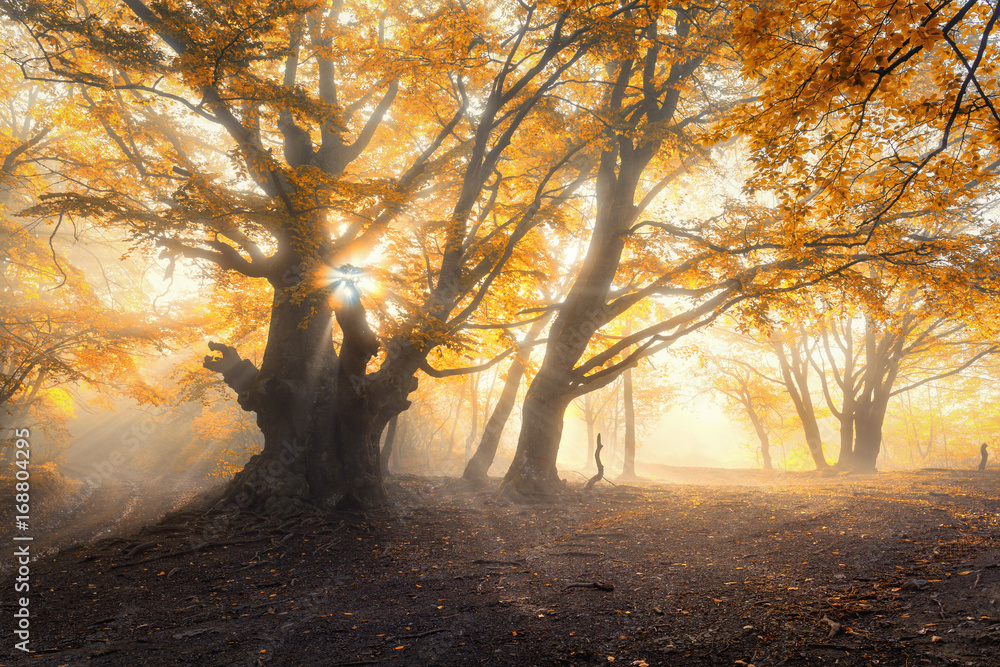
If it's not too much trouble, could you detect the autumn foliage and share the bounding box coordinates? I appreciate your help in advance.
[2,0,1000,505]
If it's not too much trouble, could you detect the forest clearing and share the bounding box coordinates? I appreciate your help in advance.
[2,468,999,665]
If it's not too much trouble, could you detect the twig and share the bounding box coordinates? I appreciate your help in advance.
[563,581,614,591]
[122,540,161,559]
[399,628,446,639]
[932,596,946,618]
[822,615,842,638]
[472,559,522,566]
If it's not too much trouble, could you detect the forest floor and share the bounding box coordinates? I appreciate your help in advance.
[2,466,1000,666]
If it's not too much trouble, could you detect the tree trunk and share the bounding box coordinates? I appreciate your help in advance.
[392,414,408,470]
[816,319,858,468]
[836,408,854,467]
[802,418,827,469]
[463,355,527,481]
[853,385,894,471]
[499,229,626,497]
[500,133,643,497]
[771,337,828,469]
[463,314,549,481]
[380,415,399,476]
[853,378,895,471]
[620,366,637,480]
[851,315,903,472]
[853,399,887,471]
[501,32,699,497]
[500,372,573,496]
[745,400,772,470]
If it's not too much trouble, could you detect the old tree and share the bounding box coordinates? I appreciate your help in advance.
[3,0,1000,506]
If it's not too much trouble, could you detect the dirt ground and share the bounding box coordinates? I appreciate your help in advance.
[3,467,1000,666]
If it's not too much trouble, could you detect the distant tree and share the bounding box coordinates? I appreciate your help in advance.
[769,326,829,470]
[1,73,169,461]
[706,345,791,471]
[816,291,999,471]
[463,313,549,482]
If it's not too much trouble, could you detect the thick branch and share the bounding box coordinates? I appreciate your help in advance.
[203,341,259,411]
[158,238,274,280]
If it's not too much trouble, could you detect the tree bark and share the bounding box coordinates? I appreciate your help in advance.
[851,315,903,472]
[500,372,574,496]
[620,367,637,480]
[853,398,888,470]
[836,405,855,467]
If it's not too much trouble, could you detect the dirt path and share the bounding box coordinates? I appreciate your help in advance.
[3,469,999,666]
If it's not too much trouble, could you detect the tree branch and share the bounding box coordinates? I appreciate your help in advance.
[418,348,514,378]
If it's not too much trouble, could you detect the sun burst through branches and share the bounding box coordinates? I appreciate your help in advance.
[324,264,380,306]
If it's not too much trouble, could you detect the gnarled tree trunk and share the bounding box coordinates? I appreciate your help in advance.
[207,283,417,513]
